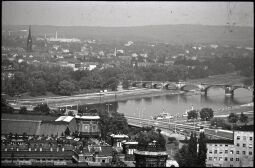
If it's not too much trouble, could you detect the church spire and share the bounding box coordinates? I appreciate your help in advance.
[27,25,32,52]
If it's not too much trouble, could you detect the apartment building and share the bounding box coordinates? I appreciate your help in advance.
[206,131,254,167]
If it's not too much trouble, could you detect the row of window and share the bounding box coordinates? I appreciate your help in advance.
[210,144,229,147]
[209,150,252,155]
[236,143,253,148]
[236,136,253,141]
[208,157,240,162]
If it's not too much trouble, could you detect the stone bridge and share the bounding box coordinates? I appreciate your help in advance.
[130,81,253,97]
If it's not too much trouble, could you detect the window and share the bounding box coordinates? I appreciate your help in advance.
[209,157,212,161]
[230,150,233,154]
[220,144,222,147]
[250,137,253,141]
[230,158,233,161]
[249,151,252,155]
[243,151,246,155]
[215,144,217,146]
[236,158,239,161]
[225,144,228,147]
[214,150,217,154]
[214,157,217,161]
[249,144,253,148]
[243,136,246,140]
[219,157,222,161]
[230,164,233,167]
[237,136,240,140]
[243,144,246,147]
[209,150,212,154]
[237,143,240,147]
[224,157,228,161]
[225,150,228,154]
[219,150,223,154]
[236,151,239,154]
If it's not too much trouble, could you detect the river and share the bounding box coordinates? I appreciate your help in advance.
[117,87,253,119]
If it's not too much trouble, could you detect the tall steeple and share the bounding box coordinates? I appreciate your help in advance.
[27,25,32,52]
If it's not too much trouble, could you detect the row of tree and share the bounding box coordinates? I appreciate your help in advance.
[174,131,207,167]
[2,53,253,97]
[187,108,214,121]
[210,112,249,130]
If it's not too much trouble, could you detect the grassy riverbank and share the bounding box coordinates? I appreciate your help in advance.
[17,89,183,106]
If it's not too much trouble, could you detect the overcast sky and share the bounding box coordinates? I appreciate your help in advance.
[2,1,254,27]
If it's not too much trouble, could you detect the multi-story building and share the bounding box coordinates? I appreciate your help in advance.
[75,113,101,138]
[206,131,254,167]
[134,140,168,167]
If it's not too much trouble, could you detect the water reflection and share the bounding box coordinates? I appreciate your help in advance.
[117,88,252,119]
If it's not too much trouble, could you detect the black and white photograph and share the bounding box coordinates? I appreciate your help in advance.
[1,1,254,167]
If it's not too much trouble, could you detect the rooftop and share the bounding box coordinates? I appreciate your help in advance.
[75,115,100,120]
[110,134,129,138]
[55,116,74,122]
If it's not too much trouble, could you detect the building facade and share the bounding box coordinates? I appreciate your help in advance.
[134,141,168,167]
[206,131,254,167]
[76,115,101,138]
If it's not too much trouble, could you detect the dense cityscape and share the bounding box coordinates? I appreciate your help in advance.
[1,1,254,167]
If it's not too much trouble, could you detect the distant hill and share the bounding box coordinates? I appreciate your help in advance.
[2,24,254,46]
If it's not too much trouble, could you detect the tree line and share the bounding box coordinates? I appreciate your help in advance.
[2,53,253,97]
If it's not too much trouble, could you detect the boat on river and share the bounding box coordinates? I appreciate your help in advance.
[153,111,174,120]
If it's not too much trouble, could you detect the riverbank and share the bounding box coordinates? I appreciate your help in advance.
[15,89,183,107]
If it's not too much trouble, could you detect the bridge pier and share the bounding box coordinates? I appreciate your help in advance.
[225,86,234,97]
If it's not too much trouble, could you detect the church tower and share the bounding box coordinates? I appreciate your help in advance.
[27,25,32,52]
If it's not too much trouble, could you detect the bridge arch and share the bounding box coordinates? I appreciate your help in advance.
[180,84,200,91]
[152,83,163,89]
[231,86,251,92]
[164,83,176,90]
[142,82,151,88]
[203,85,226,94]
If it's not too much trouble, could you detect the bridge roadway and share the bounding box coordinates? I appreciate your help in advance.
[125,116,234,140]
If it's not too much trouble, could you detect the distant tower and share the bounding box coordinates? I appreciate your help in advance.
[55,31,58,39]
[27,25,32,52]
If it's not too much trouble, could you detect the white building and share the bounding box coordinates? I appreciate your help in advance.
[206,131,254,167]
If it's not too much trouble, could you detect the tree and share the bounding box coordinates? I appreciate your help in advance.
[65,127,70,136]
[239,112,248,126]
[187,110,198,120]
[58,80,76,96]
[228,113,239,130]
[228,113,239,124]
[20,106,27,114]
[188,132,198,166]
[197,132,207,167]
[33,103,50,114]
[1,97,14,114]
[174,144,191,167]
[29,79,47,96]
[68,111,74,116]
[103,77,119,91]
[200,108,214,121]
[122,79,130,89]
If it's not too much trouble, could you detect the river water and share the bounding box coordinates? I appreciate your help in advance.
[117,88,253,119]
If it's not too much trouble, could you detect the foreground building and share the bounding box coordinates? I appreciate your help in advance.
[134,140,168,167]
[206,131,254,167]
